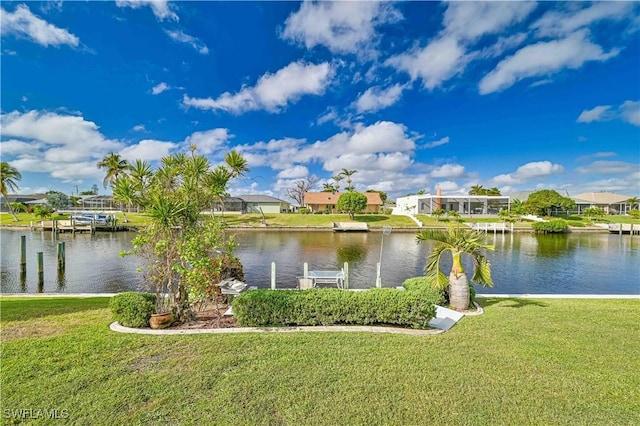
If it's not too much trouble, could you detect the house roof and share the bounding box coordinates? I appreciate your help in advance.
[237,194,289,204]
[304,192,383,206]
[572,192,632,205]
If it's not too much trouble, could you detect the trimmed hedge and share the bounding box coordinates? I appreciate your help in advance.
[532,220,569,233]
[402,276,474,304]
[232,288,439,329]
[110,292,156,328]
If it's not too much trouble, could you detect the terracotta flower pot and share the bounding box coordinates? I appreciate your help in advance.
[149,312,174,329]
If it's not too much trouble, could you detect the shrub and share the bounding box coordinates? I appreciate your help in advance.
[532,220,568,234]
[402,277,446,304]
[629,209,640,219]
[233,288,438,329]
[299,207,310,214]
[110,292,156,327]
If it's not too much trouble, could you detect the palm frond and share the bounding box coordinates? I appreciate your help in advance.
[472,255,494,287]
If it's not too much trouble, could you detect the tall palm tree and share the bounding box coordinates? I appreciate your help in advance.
[340,168,357,192]
[331,174,343,193]
[416,226,495,311]
[0,162,22,221]
[97,152,128,189]
[627,197,639,211]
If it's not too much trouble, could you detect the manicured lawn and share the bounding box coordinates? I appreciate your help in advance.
[223,213,417,227]
[1,297,638,425]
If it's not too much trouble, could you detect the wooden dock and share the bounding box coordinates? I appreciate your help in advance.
[30,219,126,233]
[607,223,639,235]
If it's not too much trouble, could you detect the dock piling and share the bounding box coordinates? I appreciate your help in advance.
[37,251,44,289]
[271,262,276,289]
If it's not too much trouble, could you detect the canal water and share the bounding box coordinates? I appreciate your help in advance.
[1,229,638,294]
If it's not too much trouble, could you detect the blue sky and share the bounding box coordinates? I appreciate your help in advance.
[1,1,639,201]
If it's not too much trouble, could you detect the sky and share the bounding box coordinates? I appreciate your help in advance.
[1,0,639,202]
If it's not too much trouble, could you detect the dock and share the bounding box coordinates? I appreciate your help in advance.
[606,223,639,235]
[333,222,369,232]
[467,222,512,234]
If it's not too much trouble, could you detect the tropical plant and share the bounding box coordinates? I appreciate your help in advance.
[9,202,27,213]
[532,220,569,234]
[340,168,357,192]
[128,159,152,211]
[626,197,639,211]
[446,210,462,222]
[97,152,129,189]
[331,174,343,193]
[124,147,247,322]
[33,205,54,220]
[431,208,445,221]
[112,176,138,222]
[468,184,485,195]
[1,162,22,221]
[582,207,605,221]
[322,182,336,193]
[416,226,494,311]
[336,192,367,219]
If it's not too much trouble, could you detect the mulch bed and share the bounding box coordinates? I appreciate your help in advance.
[170,300,238,329]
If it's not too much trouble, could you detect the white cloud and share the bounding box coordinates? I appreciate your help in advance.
[442,1,536,42]
[164,29,208,54]
[354,84,405,114]
[276,165,309,179]
[479,30,619,94]
[281,1,401,55]
[435,180,461,193]
[183,61,333,114]
[576,152,617,162]
[132,124,146,132]
[430,163,465,178]
[577,105,613,123]
[0,110,123,181]
[492,161,564,185]
[183,128,232,155]
[115,0,178,22]
[577,100,640,126]
[0,4,80,47]
[576,161,639,175]
[386,36,468,90]
[347,121,415,154]
[151,82,169,95]
[423,136,450,149]
[532,2,636,37]
[119,139,176,162]
[620,100,640,127]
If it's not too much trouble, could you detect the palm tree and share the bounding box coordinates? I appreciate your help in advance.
[468,184,485,196]
[331,174,343,193]
[340,168,357,192]
[416,226,495,311]
[1,162,22,221]
[224,150,249,178]
[112,176,137,223]
[627,197,639,211]
[97,153,128,189]
[128,160,152,211]
[322,183,336,193]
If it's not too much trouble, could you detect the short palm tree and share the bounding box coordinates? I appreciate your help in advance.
[112,176,137,222]
[416,226,495,311]
[1,162,22,221]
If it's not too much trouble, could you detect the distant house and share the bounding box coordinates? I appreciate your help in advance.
[303,192,383,213]
[214,195,290,214]
[0,193,47,212]
[572,192,634,215]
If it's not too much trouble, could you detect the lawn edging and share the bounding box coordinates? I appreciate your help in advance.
[109,321,445,336]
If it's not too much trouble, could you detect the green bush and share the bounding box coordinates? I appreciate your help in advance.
[532,220,569,234]
[298,207,310,214]
[233,288,438,329]
[629,209,640,219]
[402,277,446,304]
[110,292,156,327]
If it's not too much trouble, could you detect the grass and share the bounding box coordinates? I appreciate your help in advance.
[1,296,639,425]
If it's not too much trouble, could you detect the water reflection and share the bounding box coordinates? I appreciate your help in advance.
[1,229,639,294]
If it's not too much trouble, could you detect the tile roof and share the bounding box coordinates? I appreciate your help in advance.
[303,192,383,206]
[236,194,289,204]
[572,192,632,204]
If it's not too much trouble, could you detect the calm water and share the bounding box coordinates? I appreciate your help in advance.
[1,230,639,294]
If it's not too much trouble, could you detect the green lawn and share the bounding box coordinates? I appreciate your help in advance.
[1,296,638,425]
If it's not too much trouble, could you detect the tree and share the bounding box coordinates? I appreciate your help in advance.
[128,159,153,211]
[112,176,137,222]
[416,226,494,311]
[46,191,70,210]
[627,197,639,211]
[336,192,367,219]
[33,205,53,220]
[1,162,22,221]
[97,152,128,189]
[126,147,248,322]
[331,174,343,193]
[583,207,604,221]
[287,176,318,207]
[322,182,336,193]
[468,184,485,195]
[432,208,445,222]
[524,190,576,217]
[340,168,358,192]
[91,184,99,195]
